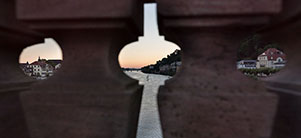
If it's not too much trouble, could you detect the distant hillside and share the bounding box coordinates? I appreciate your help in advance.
[141,49,181,76]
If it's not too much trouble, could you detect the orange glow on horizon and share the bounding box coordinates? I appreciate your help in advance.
[119,37,180,68]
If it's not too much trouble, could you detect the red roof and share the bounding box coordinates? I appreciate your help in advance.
[31,61,45,65]
[31,61,48,68]
[259,48,286,61]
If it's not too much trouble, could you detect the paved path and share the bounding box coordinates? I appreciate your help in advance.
[125,71,170,138]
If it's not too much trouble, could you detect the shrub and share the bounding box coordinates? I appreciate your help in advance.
[239,68,281,77]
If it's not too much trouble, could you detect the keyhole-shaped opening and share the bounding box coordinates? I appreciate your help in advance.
[119,3,181,138]
[19,38,63,80]
[237,34,287,80]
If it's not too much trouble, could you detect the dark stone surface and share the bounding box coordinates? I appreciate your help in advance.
[0,0,299,138]
[20,31,143,138]
[16,0,143,34]
[269,90,301,138]
[0,0,43,138]
[0,90,30,138]
[157,29,278,138]
[157,0,281,16]
[22,87,143,138]
[260,1,301,137]
[18,0,138,18]
[156,3,283,138]
[156,2,284,138]
[15,1,144,137]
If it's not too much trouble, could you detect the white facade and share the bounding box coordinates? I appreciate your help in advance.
[30,63,54,77]
[256,48,286,69]
[31,65,43,76]
[55,63,62,70]
[20,58,61,79]
[257,56,285,69]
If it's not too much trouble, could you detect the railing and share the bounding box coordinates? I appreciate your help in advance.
[0,0,300,138]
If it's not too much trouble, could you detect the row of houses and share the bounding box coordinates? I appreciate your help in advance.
[141,49,182,76]
[237,48,286,69]
[20,57,62,79]
[159,61,182,73]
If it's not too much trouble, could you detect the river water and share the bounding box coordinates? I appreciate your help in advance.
[125,71,171,138]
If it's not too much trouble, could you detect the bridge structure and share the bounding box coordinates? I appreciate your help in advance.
[0,0,301,138]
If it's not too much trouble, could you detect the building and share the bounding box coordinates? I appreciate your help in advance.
[256,48,286,69]
[30,60,54,77]
[19,62,33,76]
[30,63,42,76]
[159,64,170,72]
[170,61,182,72]
[47,60,62,70]
[237,60,257,69]
[20,57,59,78]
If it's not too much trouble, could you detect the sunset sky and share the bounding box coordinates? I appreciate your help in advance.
[19,38,63,63]
[19,4,180,68]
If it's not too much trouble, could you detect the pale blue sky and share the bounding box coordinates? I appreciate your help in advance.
[144,4,159,38]
[20,4,179,68]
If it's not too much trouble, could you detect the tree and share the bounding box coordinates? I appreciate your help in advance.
[237,34,282,61]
